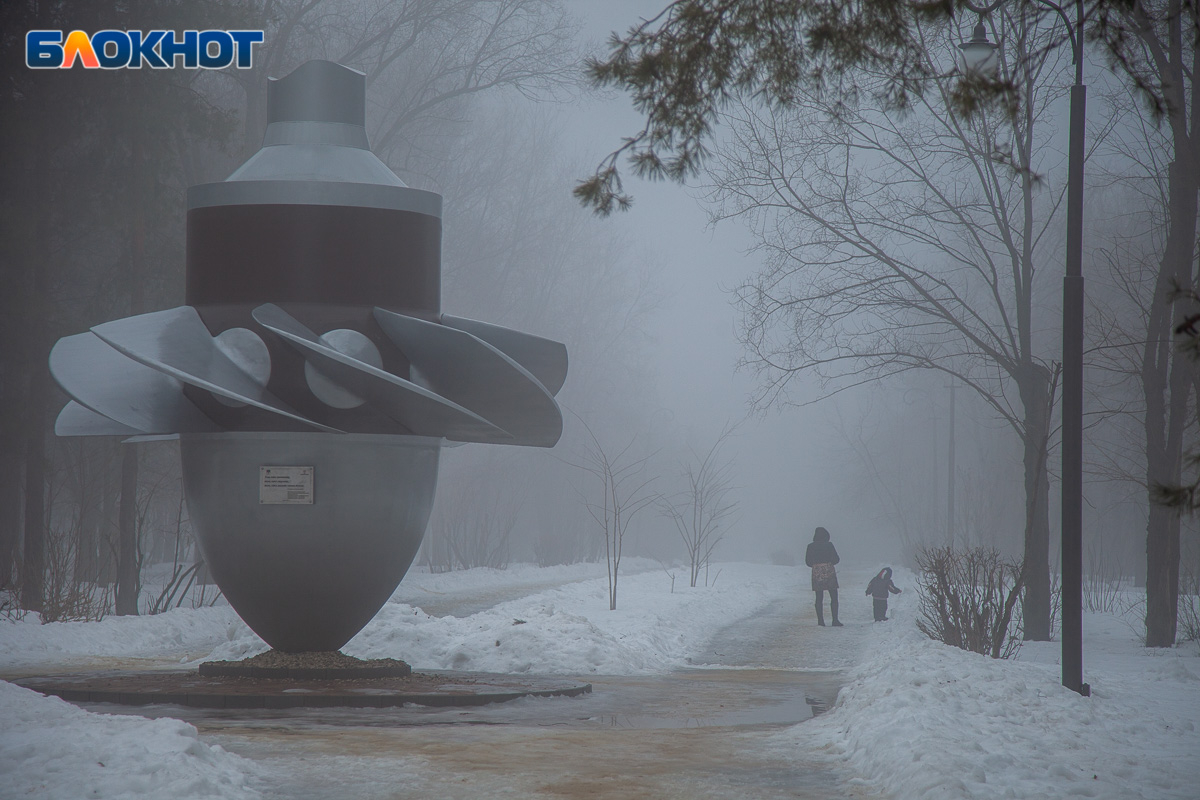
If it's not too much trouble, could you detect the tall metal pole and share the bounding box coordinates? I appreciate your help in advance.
[961,0,1089,696]
[1060,0,1089,697]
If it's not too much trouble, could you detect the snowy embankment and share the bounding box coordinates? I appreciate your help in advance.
[0,560,797,800]
[0,558,667,673]
[0,680,261,800]
[778,568,1200,800]
[208,559,797,673]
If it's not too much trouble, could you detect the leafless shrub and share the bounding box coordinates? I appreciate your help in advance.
[572,419,657,610]
[423,530,455,574]
[657,560,677,593]
[426,478,522,572]
[1048,567,1062,641]
[1179,566,1200,643]
[1084,538,1128,614]
[41,521,110,624]
[190,572,223,609]
[659,424,738,588]
[142,489,220,613]
[144,562,205,615]
[915,545,1025,659]
[1,590,27,622]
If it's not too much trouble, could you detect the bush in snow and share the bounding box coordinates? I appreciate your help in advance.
[1179,566,1200,643]
[915,545,1024,659]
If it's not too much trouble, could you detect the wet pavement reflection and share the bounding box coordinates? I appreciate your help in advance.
[62,593,880,798]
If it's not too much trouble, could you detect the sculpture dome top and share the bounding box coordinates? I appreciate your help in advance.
[267,60,366,127]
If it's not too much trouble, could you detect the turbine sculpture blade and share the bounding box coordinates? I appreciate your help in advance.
[374,307,562,447]
[49,331,219,434]
[55,401,144,437]
[252,303,510,442]
[91,306,338,433]
[441,314,568,395]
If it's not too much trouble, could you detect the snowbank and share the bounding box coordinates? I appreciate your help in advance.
[0,606,250,672]
[0,559,668,673]
[207,561,801,674]
[780,575,1200,800]
[0,681,261,800]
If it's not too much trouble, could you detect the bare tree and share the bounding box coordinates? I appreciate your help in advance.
[576,1,1194,215]
[709,11,1089,640]
[1092,0,1199,648]
[660,424,738,588]
[573,419,657,610]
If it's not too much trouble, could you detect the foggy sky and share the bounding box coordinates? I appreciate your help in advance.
[558,0,907,564]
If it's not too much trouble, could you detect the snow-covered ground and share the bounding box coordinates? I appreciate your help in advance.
[778,567,1200,800]
[2,560,1198,799]
[0,680,261,800]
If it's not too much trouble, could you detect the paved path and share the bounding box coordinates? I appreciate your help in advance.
[168,585,883,799]
[393,567,658,619]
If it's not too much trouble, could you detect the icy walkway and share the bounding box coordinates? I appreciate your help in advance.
[179,571,882,800]
[2,562,879,799]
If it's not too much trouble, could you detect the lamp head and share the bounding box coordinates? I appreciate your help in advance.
[957,19,999,77]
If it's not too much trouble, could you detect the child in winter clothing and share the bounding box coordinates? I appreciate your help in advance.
[865,567,902,621]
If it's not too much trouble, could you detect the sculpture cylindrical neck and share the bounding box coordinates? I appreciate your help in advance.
[185,60,442,315]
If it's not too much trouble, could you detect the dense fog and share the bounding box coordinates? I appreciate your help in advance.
[1,0,1194,624]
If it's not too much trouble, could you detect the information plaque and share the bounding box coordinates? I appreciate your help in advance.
[259,466,314,505]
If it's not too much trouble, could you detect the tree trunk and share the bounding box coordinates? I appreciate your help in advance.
[115,444,140,615]
[115,76,148,617]
[0,434,21,589]
[19,364,48,612]
[74,442,99,584]
[1019,363,1053,641]
[1146,160,1198,648]
[18,197,52,612]
[98,458,117,585]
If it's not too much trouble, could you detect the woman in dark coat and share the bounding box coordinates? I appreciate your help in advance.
[805,526,841,626]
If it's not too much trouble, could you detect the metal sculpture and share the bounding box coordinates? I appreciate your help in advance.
[49,60,566,652]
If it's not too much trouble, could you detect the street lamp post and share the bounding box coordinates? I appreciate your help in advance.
[958,1,1090,697]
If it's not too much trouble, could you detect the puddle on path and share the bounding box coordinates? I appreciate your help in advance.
[208,722,859,800]
[50,592,879,799]
[190,668,863,800]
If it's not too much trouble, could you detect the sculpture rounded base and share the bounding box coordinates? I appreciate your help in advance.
[181,432,440,652]
[198,649,412,679]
